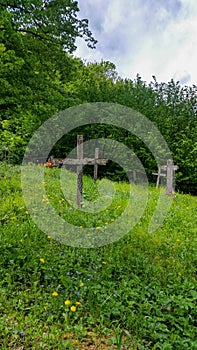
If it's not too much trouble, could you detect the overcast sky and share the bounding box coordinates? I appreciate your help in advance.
[75,0,197,85]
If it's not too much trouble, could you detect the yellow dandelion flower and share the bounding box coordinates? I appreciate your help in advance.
[105,222,109,225]
[79,226,83,228]
[40,258,45,263]
[79,282,84,287]
[52,291,58,297]
[102,261,107,265]
[96,226,101,229]
[64,300,71,305]
[47,235,51,239]
[25,210,29,215]
[75,302,81,306]
[70,306,76,312]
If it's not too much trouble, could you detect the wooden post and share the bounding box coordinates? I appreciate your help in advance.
[77,135,83,208]
[59,135,108,208]
[156,167,161,188]
[161,159,178,195]
[133,170,137,183]
[152,167,166,188]
[166,159,178,195]
[94,148,99,183]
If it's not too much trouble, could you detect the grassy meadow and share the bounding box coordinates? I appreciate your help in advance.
[0,163,197,349]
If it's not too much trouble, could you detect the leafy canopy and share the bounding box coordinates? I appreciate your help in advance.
[0,0,97,52]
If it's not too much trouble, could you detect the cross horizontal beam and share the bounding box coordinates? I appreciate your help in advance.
[161,165,178,171]
[152,172,166,177]
[62,158,108,166]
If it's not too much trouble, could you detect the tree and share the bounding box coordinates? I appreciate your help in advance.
[0,0,97,53]
[0,0,97,162]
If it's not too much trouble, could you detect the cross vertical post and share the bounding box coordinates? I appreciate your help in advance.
[161,159,178,195]
[166,159,178,195]
[77,135,83,208]
[133,170,137,183]
[156,167,161,188]
[152,167,166,188]
[94,148,99,183]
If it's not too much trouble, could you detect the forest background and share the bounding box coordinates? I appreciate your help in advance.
[1,0,197,194]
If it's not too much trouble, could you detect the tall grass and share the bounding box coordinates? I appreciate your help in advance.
[0,163,197,349]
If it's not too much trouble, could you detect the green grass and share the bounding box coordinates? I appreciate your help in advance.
[0,163,197,349]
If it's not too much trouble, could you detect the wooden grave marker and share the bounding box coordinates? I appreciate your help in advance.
[63,135,108,208]
[161,159,178,195]
[153,159,178,194]
[152,167,166,188]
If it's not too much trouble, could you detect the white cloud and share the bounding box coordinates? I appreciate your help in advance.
[75,0,197,85]
[173,70,191,84]
[103,0,124,31]
[75,38,103,64]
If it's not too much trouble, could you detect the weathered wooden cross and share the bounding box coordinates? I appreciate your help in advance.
[152,167,166,188]
[152,159,178,195]
[62,135,108,208]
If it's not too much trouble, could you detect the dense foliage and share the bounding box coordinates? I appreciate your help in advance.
[0,1,197,193]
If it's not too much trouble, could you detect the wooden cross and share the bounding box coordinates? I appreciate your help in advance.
[63,135,108,208]
[161,159,178,195]
[153,159,178,195]
[152,167,166,188]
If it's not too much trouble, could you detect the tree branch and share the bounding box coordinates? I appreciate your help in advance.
[17,28,57,44]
